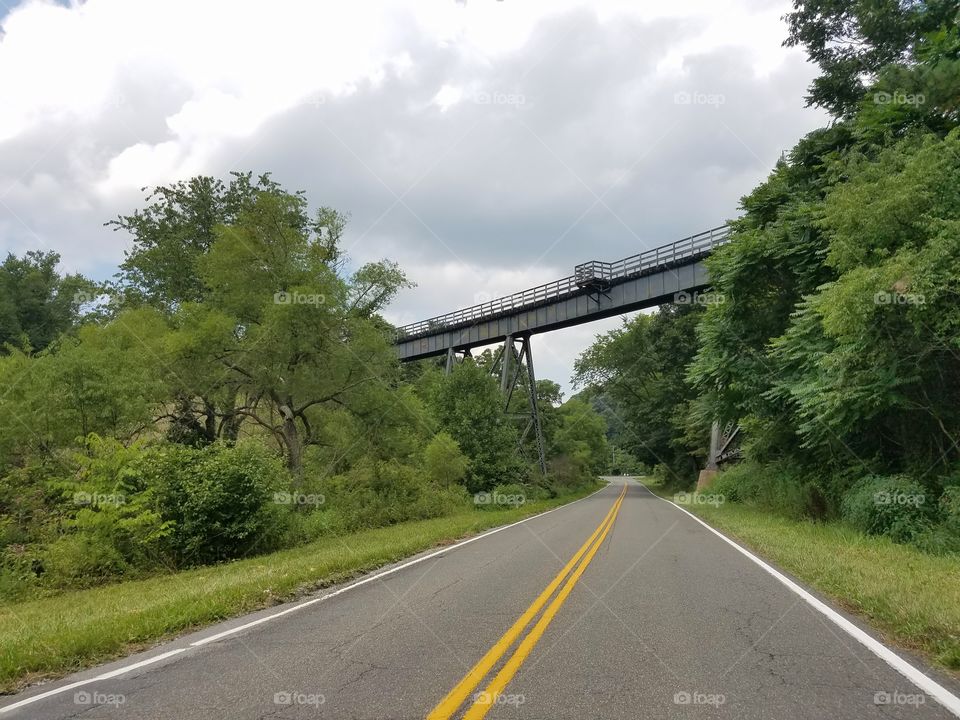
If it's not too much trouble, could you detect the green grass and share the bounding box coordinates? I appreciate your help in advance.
[0,489,596,694]
[638,478,960,675]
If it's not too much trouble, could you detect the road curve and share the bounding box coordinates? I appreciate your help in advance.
[3,478,959,719]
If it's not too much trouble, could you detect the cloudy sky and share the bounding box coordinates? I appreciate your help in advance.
[0,0,826,394]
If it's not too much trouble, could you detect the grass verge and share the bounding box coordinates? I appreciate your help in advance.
[638,478,960,676]
[0,488,597,694]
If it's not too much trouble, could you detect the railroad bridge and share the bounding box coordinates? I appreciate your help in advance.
[394,226,739,477]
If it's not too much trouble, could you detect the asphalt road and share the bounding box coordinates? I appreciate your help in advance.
[3,478,959,719]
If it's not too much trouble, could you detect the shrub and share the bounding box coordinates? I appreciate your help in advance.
[43,534,127,588]
[710,461,830,519]
[547,455,597,495]
[145,441,287,565]
[841,475,935,543]
[315,459,469,531]
[423,432,469,486]
[914,486,960,555]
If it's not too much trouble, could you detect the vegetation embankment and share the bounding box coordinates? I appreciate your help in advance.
[575,2,960,672]
[639,476,960,674]
[575,5,960,556]
[0,168,613,697]
[0,486,597,694]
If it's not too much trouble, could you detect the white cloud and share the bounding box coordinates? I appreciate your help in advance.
[0,0,827,390]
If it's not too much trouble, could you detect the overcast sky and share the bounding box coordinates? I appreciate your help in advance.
[0,0,827,395]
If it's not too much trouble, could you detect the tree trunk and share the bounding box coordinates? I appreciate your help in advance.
[279,405,303,479]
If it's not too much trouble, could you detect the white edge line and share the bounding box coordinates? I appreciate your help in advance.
[0,483,611,716]
[0,649,186,715]
[640,484,960,718]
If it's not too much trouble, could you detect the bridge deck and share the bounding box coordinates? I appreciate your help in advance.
[395,225,730,361]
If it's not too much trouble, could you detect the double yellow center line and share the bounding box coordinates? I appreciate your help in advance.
[427,485,627,720]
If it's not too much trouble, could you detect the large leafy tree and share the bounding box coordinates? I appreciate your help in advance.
[784,0,959,117]
[768,128,960,475]
[0,251,93,354]
[109,172,345,313]
[175,190,411,474]
[107,173,353,446]
[425,360,526,493]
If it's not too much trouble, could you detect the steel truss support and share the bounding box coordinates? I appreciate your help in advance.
[443,346,472,375]
[705,420,741,470]
[492,334,547,475]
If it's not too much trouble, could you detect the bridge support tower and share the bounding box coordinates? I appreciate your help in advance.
[493,334,547,475]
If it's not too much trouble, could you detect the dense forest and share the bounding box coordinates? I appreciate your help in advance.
[575,0,960,554]
[0,175,608,601]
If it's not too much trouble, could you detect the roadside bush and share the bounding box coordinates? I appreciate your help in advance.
[841,475,935,543]
[318,459,470,531]
[0,543,42,601]
[279,508,349,547]
[710,461,830,520]
[914,486,960,555]
[423,432,470,486]
[43,534,127,588]
[145,441,287,565]
[547,455,597,496]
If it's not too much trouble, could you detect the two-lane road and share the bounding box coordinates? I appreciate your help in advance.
[3,479,959,719]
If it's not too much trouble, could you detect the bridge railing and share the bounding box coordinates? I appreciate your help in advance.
[396,225,731,339]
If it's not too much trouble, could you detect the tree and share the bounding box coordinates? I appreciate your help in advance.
[768,128,960,476]
[426,360,525,493]
[552,399,609,475]
[0,251,93,353]
[784,0,959,117]
[109,172,345,313]
[179,190,411,474]
[574,305,706,484]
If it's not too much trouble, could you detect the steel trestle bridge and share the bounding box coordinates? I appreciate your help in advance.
[393,225,736,475]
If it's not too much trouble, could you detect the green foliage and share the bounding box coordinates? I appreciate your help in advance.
[0,171,598,605]
[110,172,344,312]
[710,461,831,519]
[574,305,705,484]
[0,250,94,354]
[784,0,959,117]
[144,442,287,565]
[423,432,470,486]
[426,361,526,493]
[545,456,600,496]
[841,475,935,542]
[0,309,169,461]
[316,459,470,531]
[551,399,609,476]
